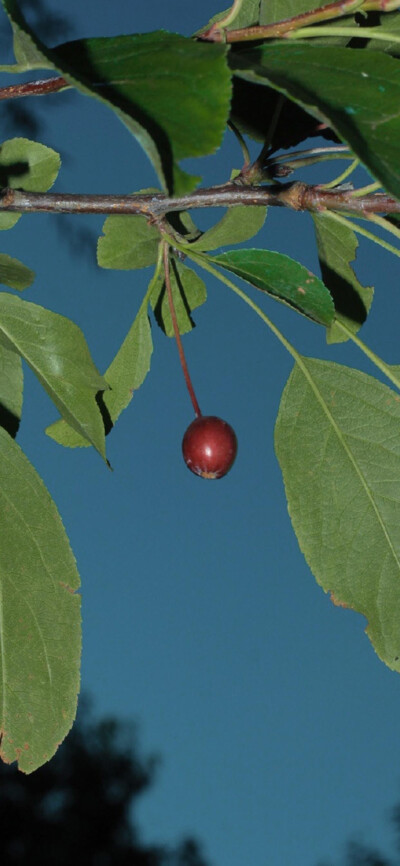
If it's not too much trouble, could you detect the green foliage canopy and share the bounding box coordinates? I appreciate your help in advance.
[1,0,400,769]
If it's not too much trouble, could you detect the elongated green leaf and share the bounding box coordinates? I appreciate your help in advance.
[189,205,267,251]
[101,304,153,422]
[230,43,400,199]
[0,427,80,772]
[0,254,34,290]
[210,249,334,325]
[151,258,207,336]
[260,0,329,24]
[0,343,22,437]
[0,137,61,230]
[55,33,231,194]
[275,358,400,673]
[312,212,373,343]
[46,301,154,448]
[0,294,107,458]
[97,214,160,271]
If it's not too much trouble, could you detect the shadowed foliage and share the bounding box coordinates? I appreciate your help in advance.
[0,698,210,866]
[316,804,400,866]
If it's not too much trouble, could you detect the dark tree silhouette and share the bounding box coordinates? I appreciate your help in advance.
[317,810,400,866]
[0,697,210,866]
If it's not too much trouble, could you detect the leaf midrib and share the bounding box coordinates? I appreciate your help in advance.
[295,358,400,575]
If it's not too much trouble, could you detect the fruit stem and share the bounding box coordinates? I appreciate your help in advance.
[162,242,202,418]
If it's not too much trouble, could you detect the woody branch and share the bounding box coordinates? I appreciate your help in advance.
[0,183,399,219]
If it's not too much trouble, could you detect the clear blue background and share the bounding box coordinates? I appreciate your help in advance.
[1,2,400,864]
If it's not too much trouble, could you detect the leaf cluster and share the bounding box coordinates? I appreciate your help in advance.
[1,0,400,770]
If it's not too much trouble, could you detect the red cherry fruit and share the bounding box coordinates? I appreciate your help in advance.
[182,415,238,479]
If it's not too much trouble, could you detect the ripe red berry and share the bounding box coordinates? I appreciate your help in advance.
[182,415,238,479]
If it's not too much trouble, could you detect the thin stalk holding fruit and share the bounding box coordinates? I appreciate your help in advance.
[162,242,237,479]
[162,241,201,418]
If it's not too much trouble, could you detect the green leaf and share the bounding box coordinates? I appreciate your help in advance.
[0,343,22,438]
[312,212,374,343]
[0,0,54,71]
[0,254,34,290]
[151,258,207,336]
[260,0,329,25]
[210,248,335,325]
[363,12,400,58]
[0,214,20,231]
[230,74,329,148]
[1,3,231,193]
[0,427,80,772]
[0,294,107,459]
[0,137,60,190]
[275,358,400,673]
[189,205,267,251]
[97,214,160,271]
[101,303,153,424]
[230,43,400,200]
[0,137,61,230]
[55,32,231,194]
[46,301,153,448]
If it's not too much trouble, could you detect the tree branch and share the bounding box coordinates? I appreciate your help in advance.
[199,0,400,42]
[0,182,399,219]
[0,77,69,101]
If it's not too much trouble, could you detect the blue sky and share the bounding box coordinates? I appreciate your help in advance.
[1,2,400,865]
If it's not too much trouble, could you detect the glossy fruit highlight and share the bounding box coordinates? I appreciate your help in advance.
[182,415,238,479]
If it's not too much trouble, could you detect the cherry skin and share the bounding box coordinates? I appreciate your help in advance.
[182,415,238,479]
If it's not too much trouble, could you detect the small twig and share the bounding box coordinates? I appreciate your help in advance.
[199,0,400,42]
[0,77,69,101]
[266,146,353,178]
[200,0,365,42]
[1,183,399,218]
[269,145,350,164]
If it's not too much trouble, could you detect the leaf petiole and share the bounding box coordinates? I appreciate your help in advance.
[322,157,359,189]
[290,25,400,45]
[324,211,400,259]
[334,320,400,392]
[162,242,202,417]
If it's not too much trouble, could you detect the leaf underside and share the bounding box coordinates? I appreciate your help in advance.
[312,212,374,343]
[46,300,154,447]
[275,358,400,673]
[0,428,81,773]
[0,294,107,459]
